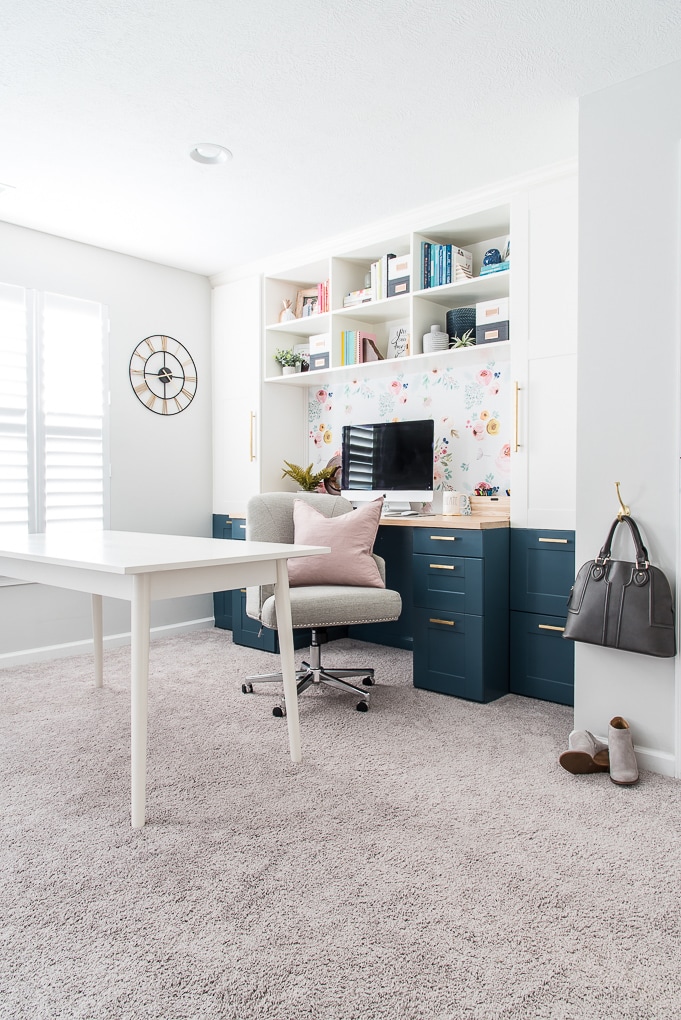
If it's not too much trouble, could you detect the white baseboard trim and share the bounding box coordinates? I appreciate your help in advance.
[0,618,215,668]
[634,744,676,778]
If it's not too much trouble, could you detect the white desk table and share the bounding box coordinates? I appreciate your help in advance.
[0,530,328,828]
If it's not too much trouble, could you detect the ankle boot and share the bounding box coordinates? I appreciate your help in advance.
[559,730,610,774]
[608,716,639,785]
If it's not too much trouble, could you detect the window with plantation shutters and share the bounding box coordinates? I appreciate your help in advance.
[0,283,108,536]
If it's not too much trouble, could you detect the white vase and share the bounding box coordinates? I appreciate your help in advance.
[282,365,296,375]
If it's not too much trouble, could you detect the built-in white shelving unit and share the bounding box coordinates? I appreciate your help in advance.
[263,205,511,385]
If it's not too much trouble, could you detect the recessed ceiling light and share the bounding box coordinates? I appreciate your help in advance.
[189,143,233,165]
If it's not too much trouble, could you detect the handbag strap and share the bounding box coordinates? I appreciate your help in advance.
[596,514,650,569]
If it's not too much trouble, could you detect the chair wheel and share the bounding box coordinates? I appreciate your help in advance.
[273,704,286,718]
[356,701,369,712]
[361,676,374,686]
[241,683,254,694]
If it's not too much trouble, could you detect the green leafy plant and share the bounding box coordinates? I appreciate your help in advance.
[281,460,338,491]
[274,347,303,367]
[452,329,476,348]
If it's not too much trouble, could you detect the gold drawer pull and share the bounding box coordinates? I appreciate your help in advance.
[538,537,568,544]
[430,535,457,542]
[430,563,455,570]
[538,623,565,632]
[430,618,455,626]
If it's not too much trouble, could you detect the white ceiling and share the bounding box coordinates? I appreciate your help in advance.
[2,1,681,278]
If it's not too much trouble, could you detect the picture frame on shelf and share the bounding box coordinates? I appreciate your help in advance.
[386,322,410,359]
[295,288,319,318]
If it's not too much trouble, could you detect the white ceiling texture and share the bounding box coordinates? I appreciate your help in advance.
[2,1,681,278]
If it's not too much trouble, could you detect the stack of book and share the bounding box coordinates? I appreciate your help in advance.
[340,330,379,365]
[343,287,374,307]
[369,253,396,301]
[421,243,472,289]
[317,279,330,312]
[479,261,510,276]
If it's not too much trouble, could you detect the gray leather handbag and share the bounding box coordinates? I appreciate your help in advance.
[563,515,676,658]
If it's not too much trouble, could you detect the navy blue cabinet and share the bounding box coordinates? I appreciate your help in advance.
[510,529,575,705]
[213,513,309,653]
[412,526,509,703]
[212,514,236,630]
[348,524,414,649]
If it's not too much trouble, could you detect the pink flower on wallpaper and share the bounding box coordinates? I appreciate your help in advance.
[471,420,486,441]
[433,464,444,485]
[489,384,499,396]
[325,403,333,412]
[389,380,402,395]
[423,397,432,407]
[313,433,323,447]
[496,443,511,471]
[399,394,407,404]
[316,389,327,403]
[478,369,493,386]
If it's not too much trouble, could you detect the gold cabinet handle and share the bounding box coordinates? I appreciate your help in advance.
[249,411,256,462]
[430,563,455,570]
[538,537,568,544]
[513,380,520,453]
[538,624,565,632]
[430,535,457,542]
[430,618,455,626]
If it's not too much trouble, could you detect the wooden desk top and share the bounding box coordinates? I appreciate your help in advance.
[379,514,509,530]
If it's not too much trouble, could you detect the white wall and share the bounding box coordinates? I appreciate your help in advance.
[0,222,213,662]
[577,60,681,775]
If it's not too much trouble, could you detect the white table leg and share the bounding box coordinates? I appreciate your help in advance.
[91,593,103,688]
[274,559,302,764]
[130,573,151,829]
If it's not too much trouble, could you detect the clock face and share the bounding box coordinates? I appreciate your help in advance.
[129,335,197,415]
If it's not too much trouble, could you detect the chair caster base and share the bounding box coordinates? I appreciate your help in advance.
[241,682,254,694]
[273,704,286,718]
[361,676,374,686]
[356,701,369,712]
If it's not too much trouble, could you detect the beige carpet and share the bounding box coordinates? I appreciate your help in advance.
[1,629,680,1020]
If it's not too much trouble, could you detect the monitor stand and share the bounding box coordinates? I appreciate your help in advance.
[383,500,416,516]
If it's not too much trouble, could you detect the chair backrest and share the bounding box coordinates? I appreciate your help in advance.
[246,491,353,544]
[244,491,386,624]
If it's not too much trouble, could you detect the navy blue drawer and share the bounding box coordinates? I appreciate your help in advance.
[510,610,574,706]
[413,553,483,615]
[413,608,484,701]
[412,608,507,703]
[510,529,575,616]
[413,528,484,558]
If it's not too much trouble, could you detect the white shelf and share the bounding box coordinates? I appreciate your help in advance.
[264,340,511,387]
[413,271,510,308]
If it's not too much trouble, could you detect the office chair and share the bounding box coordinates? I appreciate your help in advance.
[241,491,401,714]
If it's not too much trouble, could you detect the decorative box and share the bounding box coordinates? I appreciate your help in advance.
[387,254,411,298]
[309,351,330,371]
[476,320,509,344]
[476,297,509,325]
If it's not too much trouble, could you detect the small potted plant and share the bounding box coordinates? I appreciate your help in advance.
[274,348,303,375]
[281,461,338,491]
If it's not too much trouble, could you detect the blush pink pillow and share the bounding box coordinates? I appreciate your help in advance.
[287,498,385,588]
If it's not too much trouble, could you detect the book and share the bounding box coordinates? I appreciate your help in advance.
[479,261,510,275]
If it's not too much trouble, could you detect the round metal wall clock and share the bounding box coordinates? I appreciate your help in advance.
[129,335,197,415]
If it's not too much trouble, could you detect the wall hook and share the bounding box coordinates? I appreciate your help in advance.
[615,481,630,520]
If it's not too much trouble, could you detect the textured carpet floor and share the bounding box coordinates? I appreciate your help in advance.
[1,629,680,1020]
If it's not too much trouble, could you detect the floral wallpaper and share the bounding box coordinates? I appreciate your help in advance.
[306,355,511,496]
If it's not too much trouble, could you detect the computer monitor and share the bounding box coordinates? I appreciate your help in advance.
[340,419,434,513]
